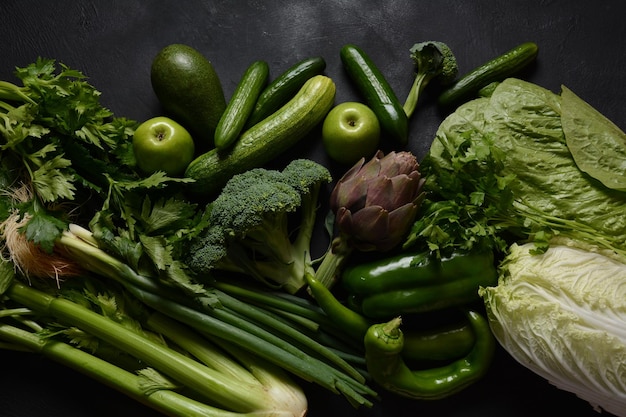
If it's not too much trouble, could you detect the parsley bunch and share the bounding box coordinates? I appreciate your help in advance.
[403,133,518,259]
[0,58,192,253]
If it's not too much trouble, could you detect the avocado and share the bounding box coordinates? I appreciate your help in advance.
[150,44,226,151]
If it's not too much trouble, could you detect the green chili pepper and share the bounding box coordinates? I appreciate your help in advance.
[364,310,495,400]
[401,319,475,363]
[305,272,371,343]
[306,272,477,363]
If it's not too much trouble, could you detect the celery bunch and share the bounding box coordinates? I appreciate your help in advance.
[0,272,307,417]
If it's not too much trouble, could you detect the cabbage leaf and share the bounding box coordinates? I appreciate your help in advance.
[480,239,626,416]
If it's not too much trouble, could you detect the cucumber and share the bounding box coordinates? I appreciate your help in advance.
[340,44,409,145]
[214,60,269,150]
[438,42,539,108]
[245,56,326,128]
[185,75,336,197]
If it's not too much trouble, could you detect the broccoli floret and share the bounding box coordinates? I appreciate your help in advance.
[185,159,332,294]
[403,41,458,118]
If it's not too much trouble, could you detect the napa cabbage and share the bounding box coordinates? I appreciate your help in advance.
[480,239,626,416]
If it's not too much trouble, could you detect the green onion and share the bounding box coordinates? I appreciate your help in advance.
[55,226,376,407]
[0,320,306,417]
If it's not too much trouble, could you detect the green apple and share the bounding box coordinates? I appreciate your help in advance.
[321,101,380,165]
[132,116,195,176]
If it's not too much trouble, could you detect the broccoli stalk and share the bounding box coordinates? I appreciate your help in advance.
[403,41,458,118]
[185,159,332,294]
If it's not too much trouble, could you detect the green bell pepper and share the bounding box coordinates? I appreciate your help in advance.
[342,249,498,319]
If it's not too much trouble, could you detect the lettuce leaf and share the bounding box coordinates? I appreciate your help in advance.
[421,78,626,256]
[561,85,626,191]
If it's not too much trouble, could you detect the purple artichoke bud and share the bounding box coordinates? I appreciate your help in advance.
[330,150,425,252]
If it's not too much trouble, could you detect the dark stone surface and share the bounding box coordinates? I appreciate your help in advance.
[1,1,623,416]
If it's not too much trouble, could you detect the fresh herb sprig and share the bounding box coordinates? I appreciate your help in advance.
[0,58,193,253]
[403,131,519,258]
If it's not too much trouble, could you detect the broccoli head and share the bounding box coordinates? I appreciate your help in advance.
[403,41,458,118]
[185,159,332,294]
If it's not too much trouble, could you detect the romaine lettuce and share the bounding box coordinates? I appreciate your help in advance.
[561,86,626,191]
[424,78,626,255]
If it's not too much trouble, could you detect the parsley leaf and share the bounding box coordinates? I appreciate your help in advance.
[139,196,198,235]
[31,153,76,202]
[19,204,67,253]
[1,58,196,255]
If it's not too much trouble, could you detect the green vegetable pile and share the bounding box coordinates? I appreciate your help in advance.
[2,36,625,417]
[0,58,374,416]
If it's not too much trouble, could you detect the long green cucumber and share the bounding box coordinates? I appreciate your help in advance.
[438,42,538,108]
[340,44,409,145]
[185,75,336,197]
[246,56,327,128]
[214,60,269,150]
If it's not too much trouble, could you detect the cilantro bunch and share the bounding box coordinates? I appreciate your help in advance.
[402,132,517,259]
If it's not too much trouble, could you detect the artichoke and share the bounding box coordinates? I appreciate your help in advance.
[314,150,425,288]
[330,150,425,251]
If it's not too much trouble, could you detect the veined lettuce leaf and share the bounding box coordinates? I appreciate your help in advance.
[561,85,626,191]
[425,78,626,255]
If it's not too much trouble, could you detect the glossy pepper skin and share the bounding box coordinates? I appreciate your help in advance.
[305,272,476,362]
[364,310,495,400]
[343,250,498,319]
[401,319,475,363]
[305,272,371,343]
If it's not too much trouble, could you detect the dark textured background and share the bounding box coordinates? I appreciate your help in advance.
[1,1,624,416]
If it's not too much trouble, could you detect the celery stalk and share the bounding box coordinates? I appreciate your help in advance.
[147,312,308,413]
[0,322,298,417]
[5,281,292,414]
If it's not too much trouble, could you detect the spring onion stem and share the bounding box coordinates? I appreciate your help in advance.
[5,281,278,413]
[130,283,376,405]
[212,288,364,381]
